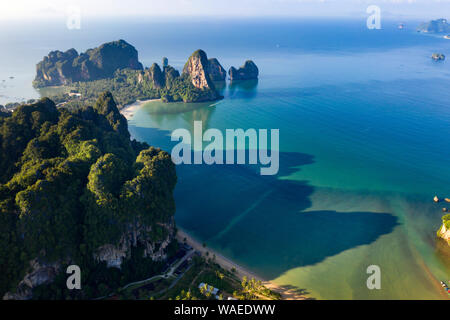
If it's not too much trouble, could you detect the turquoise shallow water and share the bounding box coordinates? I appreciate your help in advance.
[125,20,450,299]
[1,17,449,299]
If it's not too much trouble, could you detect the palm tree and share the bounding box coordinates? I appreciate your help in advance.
[241,276,247,288]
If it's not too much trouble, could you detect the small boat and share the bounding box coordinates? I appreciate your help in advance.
[398,23,405,30]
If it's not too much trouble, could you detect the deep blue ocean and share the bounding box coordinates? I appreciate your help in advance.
[1,17,449,299]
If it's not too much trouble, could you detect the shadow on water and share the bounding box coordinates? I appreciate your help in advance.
[212,80,227,97]
[227,79,258,100]
[141,99,216,115]
[141,79,258,120]
[141,102,217,131]
[128,122,399,290]
[277,285,315,300]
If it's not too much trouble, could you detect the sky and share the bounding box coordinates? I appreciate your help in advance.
[0,0,449,21]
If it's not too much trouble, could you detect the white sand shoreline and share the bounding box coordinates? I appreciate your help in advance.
[176,229,308,300]
[120,98,160,120]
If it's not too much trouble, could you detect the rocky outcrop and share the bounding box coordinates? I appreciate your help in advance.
[3,259,61,300]
[4,217,175,299]
[182,50,215,90]
[162,57,168,68]
[164,65,181,89]
[417,19,450,33]
[34,40,143,87]
[207,58,226,81]
[438,214,450,245]
[438,223,450,244]
[431,53,446,61]
[95,218,175,268]
[228,60,259,81]
[142,63,165,89]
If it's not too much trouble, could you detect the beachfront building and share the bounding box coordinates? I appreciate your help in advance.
[198,283,219,297]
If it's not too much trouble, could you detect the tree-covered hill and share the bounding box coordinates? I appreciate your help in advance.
[0,92,177,299]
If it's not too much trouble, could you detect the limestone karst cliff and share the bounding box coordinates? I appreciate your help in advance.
[141,63,165,89]
[33,43,251,105]
[183,50,215,90]
[207,58,227,81]
[181,49,219,101]
[228,60,259,81]
[34,40,143,87]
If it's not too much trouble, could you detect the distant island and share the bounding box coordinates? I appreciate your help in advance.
[33,40,259,108]
[417,18,450,33]
[33,40,143,87]
[431,53,446,61]
[228,60,259,81]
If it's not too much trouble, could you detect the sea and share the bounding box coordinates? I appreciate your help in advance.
[1,16,449,299]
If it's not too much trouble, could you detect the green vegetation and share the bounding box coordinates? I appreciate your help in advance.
[442,214,450,229]
[158,73,218,103]
[34,46,222,109]
[0,92,177,299]
[43,66,220,109]
[437,214,450,239]
[237,276,281,300]
[43,69,155,110]
[153,255,280,301]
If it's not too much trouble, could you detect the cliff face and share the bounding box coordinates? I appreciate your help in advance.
[207,58,226,81]
[164,65,181,89]
[182,50,215,90]
[136,53,221,103]
[3,259,61,300]
[229,60,259,81]
[147,63,165,89]
[95,218,175,268]
[34,40,143,87]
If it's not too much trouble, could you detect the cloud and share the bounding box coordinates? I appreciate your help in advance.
[0,0,448,20]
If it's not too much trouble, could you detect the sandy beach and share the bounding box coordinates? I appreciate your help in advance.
[120,99,159,120]
[176,229,308,300]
